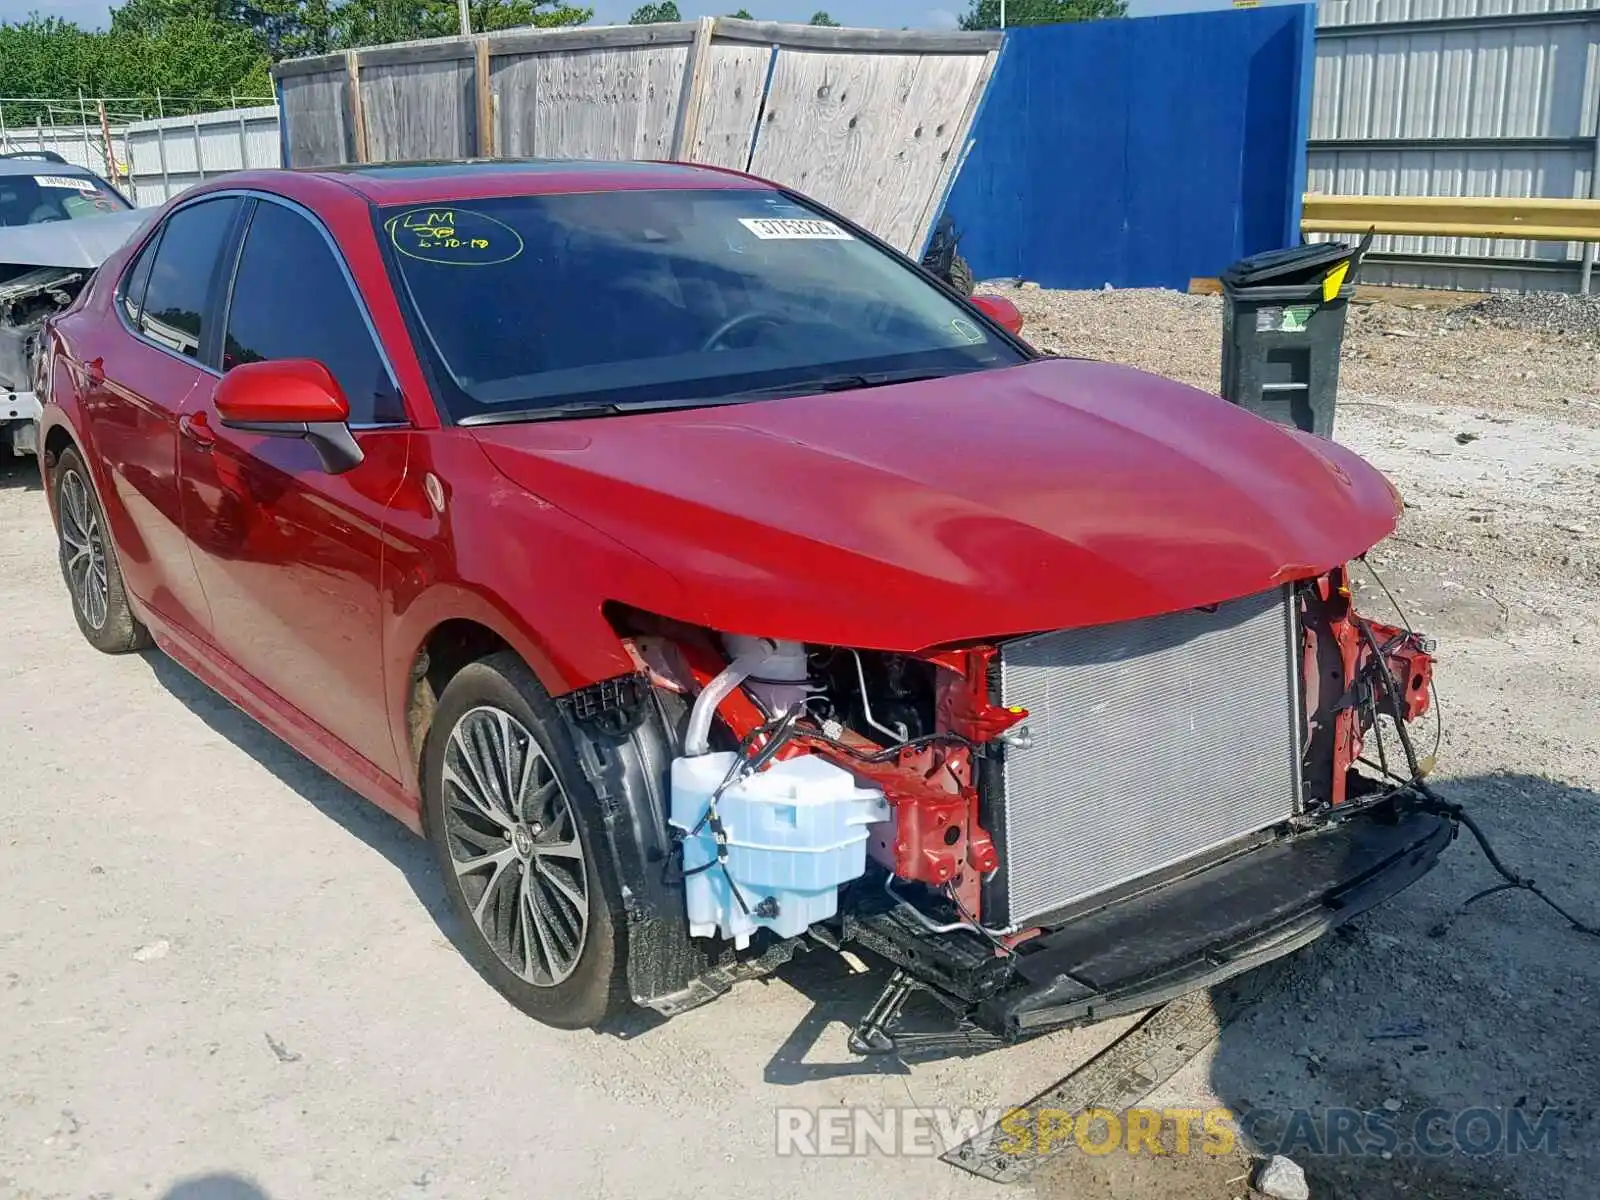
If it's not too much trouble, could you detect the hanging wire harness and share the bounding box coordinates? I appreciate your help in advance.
[1355,556,1600,941]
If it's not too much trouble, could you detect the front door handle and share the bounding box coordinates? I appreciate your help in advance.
[178,410,217,450]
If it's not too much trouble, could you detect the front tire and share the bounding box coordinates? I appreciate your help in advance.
[422,651,630,1029]
[52,446,151,654]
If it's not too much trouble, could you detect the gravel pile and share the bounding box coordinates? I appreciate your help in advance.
[1449,290,1600,340]
[994,284,1600,428]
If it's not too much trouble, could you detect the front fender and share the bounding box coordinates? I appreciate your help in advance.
[379,430,697,795]
[378,432,714,1006]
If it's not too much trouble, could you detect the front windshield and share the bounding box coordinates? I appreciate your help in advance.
[0,170,130,226]
[378,188,1024,420]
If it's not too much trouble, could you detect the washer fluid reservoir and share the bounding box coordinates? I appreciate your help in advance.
[670,752,886,948]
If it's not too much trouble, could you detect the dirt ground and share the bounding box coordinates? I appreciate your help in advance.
[2,288,1597,1200]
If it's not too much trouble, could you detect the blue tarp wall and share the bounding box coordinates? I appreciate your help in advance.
[944,4,1317,290]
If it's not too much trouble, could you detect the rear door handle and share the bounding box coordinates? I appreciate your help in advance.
[178,410,216,449]
[81,356,104,386]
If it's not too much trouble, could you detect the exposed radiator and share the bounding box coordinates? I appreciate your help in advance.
[986,586,1303,927]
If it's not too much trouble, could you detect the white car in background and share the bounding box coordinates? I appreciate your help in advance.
[0,151,146,457]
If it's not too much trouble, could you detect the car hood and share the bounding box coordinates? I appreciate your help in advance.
[472,358,1401,650]
[0,209,149,270]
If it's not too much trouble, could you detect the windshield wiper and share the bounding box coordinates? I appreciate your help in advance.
[459,394,755,426]
[728,367,978,399]
[458,367,981,426]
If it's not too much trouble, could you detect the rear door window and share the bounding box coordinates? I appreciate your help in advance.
[117,230,161,326]
[138,197,243,361]
[222,199,404,426]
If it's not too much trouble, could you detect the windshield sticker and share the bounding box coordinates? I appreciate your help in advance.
[737,217,852,241]
[949,317,984,344]
[386,207,524,266]
[34,174,98,192]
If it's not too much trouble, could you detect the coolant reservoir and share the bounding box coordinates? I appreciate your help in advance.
[670,752,887,949]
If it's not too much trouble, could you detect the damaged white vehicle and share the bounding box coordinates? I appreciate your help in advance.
[0,152,146,456]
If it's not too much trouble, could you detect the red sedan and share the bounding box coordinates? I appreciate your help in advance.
[38,161,1447,1040]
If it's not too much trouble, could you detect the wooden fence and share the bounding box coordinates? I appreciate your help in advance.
[271,18,1000,255]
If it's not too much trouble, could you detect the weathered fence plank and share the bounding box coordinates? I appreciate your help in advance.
[346,50,368,163]
[277,69,351,167]
[749,48,988,252]
[682,41,771,169]
[272,20,996,255]
[475,37,494,156]
[492,44,689,160]
[361,57,477,161]
[710,18,1000,53]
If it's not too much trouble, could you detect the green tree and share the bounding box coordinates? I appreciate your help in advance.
[0,11,273,122]
[111,0,591,62]
[336,0,589,45]
[726,7,753,16]
[628,1,680,21]
[959,0,1125,28]
[0,0,591,129]
[111,0,338,58]
[807,9,837,23]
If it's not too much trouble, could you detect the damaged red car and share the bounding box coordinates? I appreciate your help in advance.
[37,161,1448,1041]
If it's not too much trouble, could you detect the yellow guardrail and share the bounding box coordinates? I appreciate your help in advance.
[1301,194,1600,242]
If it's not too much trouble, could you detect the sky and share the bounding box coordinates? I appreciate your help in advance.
[0,0,1264,32]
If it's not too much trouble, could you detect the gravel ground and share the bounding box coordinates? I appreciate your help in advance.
[1449,292,1600,341]
[3,288,1598,1200]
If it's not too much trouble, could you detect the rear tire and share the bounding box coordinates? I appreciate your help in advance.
[52,446,151,655]
[422,651,630,1029]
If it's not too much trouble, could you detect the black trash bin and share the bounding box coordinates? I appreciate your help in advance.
[1219,237,1367,439]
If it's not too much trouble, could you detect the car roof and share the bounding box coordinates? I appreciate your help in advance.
[292,158,774,204]
[0,154,102,179]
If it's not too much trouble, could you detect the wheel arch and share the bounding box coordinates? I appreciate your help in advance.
[37,411,87,522]
[391,590,717,1014]
[387,583,636,797]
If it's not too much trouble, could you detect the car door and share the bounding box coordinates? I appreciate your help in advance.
[176,194,412,779]
[80,196,243,634]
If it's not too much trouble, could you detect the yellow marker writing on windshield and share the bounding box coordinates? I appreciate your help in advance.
[387,207,524,266]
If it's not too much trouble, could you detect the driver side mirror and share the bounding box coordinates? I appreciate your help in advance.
[971,293,1025,337]
[214,359,364,474]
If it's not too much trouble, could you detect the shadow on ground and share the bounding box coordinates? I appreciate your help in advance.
[160,1175,271,1200]
[128,652,1600,1198]
[0,451,42,492]
[1023,772,1600,1200]
[1198,771,1599,1200]
[141,651,454,945]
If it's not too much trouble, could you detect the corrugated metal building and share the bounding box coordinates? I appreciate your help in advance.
[1310,0,1600,291]
[122,107,283,206]
[0,124,127,179]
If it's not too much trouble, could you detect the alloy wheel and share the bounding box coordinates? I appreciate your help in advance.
[58,468,109,631]
[441,705,589,987]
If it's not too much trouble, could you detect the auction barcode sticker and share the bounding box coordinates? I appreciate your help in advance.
[738,218,852,240]
[34,175,98,192]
